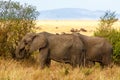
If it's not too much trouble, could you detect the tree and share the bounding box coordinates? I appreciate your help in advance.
[94,10,118,37]
[99,10,118,29]
[0,0,39,58]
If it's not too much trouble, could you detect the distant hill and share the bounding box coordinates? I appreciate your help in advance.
[38,8,120,20]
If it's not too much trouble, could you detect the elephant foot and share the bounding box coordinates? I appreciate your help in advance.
[40,63,46,69]
[46,59,51,67]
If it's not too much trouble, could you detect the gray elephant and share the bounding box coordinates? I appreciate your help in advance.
[77,33,113,67]
[15,32,86,68]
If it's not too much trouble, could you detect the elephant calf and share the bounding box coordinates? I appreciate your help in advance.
[15,32,86,68]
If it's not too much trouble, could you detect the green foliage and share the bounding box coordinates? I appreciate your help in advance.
[94,10,120,63]
[0,0,39,58]
[99,10,118,29]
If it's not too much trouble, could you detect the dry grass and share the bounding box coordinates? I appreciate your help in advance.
[35,20,120,36]
[1,20,120,80]
[0,58,120,80]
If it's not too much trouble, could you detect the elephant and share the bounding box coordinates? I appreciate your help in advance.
[77,33,113,67]
[15,32,86,69]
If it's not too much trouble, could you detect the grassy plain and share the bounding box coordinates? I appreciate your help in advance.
[35,20,120,36]
[1,20,120,80]
[0,58,120,80]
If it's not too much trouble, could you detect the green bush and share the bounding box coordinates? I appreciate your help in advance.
[0,0,39,58]
[94,11,120,64]
[94,29,120,63]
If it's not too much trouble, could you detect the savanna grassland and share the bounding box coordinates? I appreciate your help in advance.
[35,20,120,35]
[1,58,120,80]
[1,20,120,80]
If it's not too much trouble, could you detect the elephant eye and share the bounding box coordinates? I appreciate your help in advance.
[82,49,86,52]
[20,47,24,51]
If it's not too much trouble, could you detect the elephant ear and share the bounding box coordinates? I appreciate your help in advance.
[29,34,47,53]
[19,33,36,49]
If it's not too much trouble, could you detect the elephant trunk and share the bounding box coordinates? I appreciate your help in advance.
[15,46,26,59]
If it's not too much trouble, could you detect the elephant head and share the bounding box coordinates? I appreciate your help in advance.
[15,32,47,59]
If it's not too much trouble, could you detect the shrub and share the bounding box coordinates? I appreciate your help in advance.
[0,0,39,58]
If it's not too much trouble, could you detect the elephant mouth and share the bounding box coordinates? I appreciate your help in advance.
[17,48,26,59]
[19,48,30,59]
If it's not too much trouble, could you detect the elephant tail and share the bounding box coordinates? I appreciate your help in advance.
[80,49,86,67]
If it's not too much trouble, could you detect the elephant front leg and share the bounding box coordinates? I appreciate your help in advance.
[39,48,50,69]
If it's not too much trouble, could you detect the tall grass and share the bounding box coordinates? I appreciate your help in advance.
[0,58,120,80]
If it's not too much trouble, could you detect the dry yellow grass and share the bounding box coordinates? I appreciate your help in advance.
[0,58,120,80]
[35,20,120,36]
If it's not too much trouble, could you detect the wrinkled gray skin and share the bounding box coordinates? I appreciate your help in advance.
[77,33,113,67]
[15,32,85,68]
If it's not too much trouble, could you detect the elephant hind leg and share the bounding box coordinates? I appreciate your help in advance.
[39,48,49,69]
[70,55,78,68]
